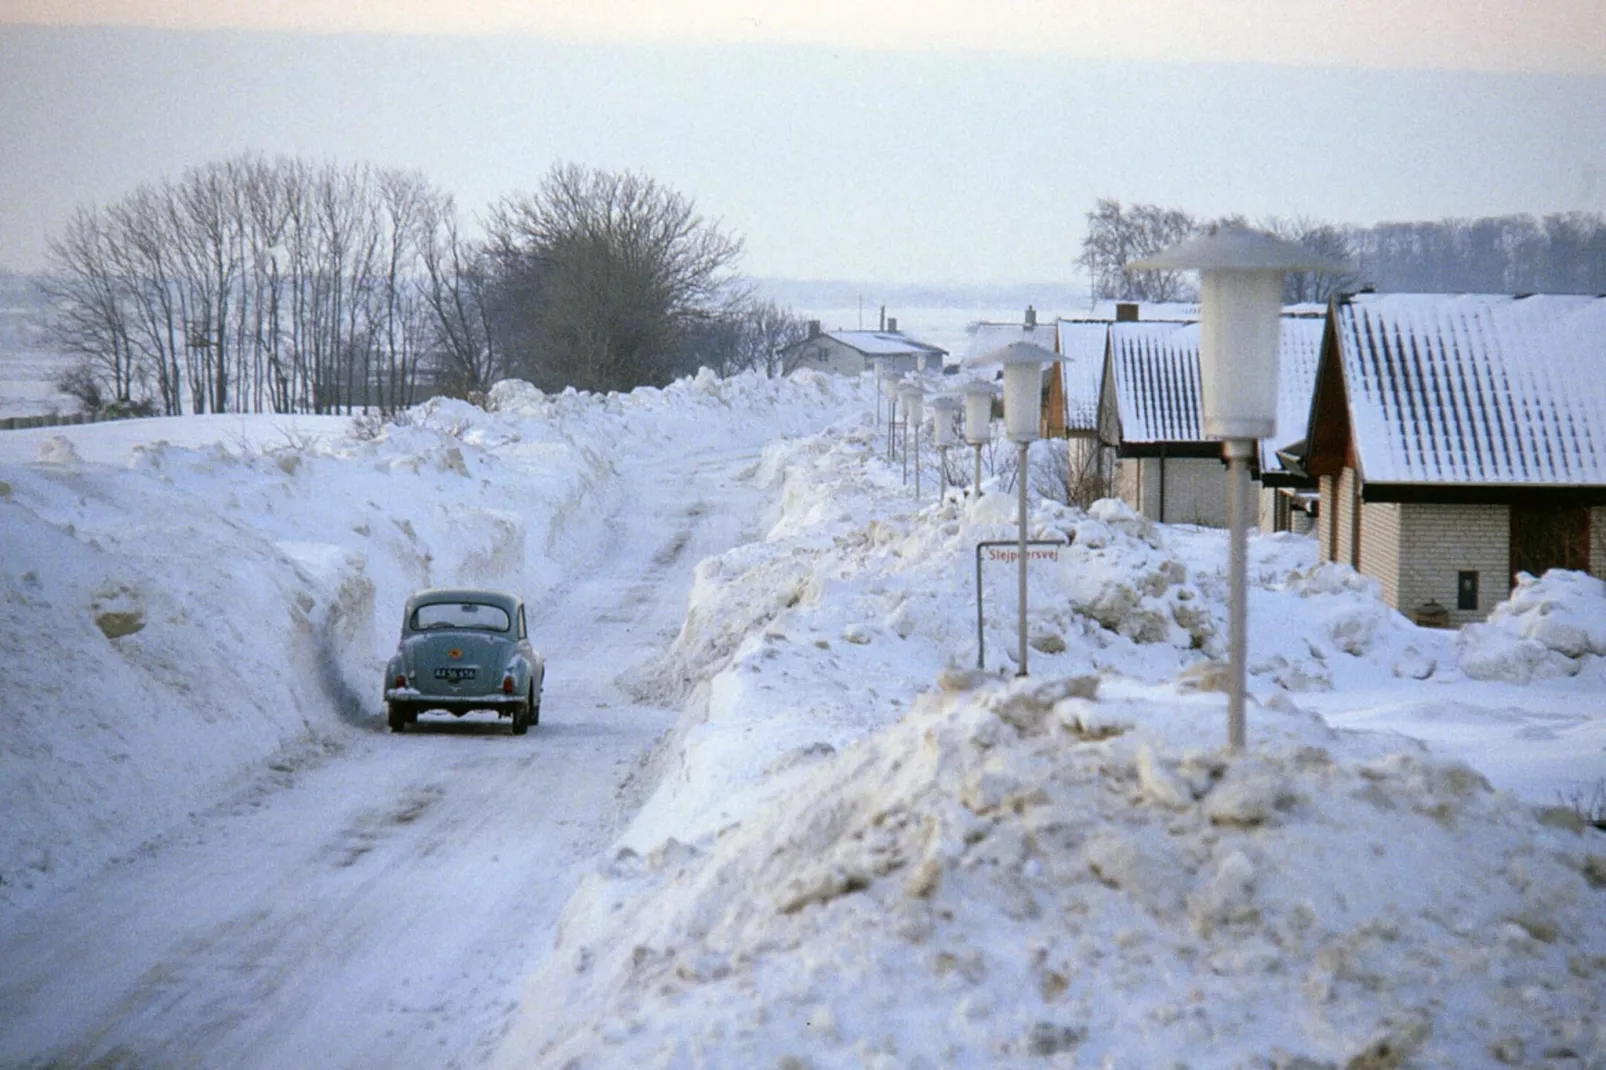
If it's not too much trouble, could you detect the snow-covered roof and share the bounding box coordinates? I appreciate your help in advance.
[1055,321,1113,431]
[1333,293,1606,486]
[1264,314,1327,473]
[1108,315,1328,456]
[962,321,1058,364]
[823,330,947,358]
[1107,322,1203,446]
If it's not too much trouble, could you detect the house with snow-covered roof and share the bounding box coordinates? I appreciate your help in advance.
[1297,292,1606,625]
[1096,313,1327,528]
[780,320,948,377]
[963,306,1060,369]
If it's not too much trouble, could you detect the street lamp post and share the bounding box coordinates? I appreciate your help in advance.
[961,380,997,499]
[930,396,961,499]
[899,382,925,499]
[871,357,887,429]
[972,342,1056,676]
[1131,225,1348,749]
[881,369,903,463]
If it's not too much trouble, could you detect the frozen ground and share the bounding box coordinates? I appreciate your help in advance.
[0,369,1602,1067]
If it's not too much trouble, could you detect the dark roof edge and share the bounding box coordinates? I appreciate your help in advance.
[1361,483,1606,505]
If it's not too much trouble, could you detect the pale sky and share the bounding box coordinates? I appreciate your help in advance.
[2,1,1604,285]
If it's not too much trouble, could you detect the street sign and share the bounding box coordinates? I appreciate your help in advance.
[974,537,1069,671]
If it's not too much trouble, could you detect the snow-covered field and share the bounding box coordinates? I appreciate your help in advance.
[1,369,1602,1067]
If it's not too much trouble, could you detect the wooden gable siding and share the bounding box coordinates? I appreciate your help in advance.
[1043,364,1068,439]
[1305,319,1353,480]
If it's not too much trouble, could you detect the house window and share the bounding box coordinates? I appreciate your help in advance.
[1457,571,1479,611]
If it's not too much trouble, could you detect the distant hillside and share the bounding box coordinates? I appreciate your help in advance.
[750,278,1092,314]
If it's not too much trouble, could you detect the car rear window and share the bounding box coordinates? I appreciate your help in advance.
[412,602,511,632]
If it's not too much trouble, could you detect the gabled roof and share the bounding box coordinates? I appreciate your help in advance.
[1058,314,1202,433]
[1264,314,1327,474]
[823,330,947,357]
[1107,322,1203,446]
[1055,321,1111,431]
[1106,315,1329,460]
[777,329,947,358]
[1329,293,1606,486]
[964,321,1058,364]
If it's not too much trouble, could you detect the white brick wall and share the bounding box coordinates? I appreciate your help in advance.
[1117,459,1141,513]
[1358,501,1402,608]
[1396,502,1510,625]
[1335,467,1359,566]
[1317,474,1336,560]
[1122,456,1230,526]
[1319,488,1605,624]
[1159,458,1229,526]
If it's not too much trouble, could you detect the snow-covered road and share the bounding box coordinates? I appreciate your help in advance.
[0,441,770,1067]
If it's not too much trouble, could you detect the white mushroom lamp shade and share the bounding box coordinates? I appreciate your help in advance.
[1131,225,1349,441]
[930,397,960,446]
[898,383,924,426]
[961,382,995,445]
[1001,363,1040,442]
[974,342,1057,443]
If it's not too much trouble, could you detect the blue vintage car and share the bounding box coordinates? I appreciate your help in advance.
[383,588,545,735]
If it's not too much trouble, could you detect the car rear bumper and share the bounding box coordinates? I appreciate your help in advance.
[385,689,526,717]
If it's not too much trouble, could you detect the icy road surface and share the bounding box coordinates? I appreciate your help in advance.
[0,445,768,1067]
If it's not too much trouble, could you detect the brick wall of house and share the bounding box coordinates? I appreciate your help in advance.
[1317,474,1336,560]
[1358,501,1402,607]
[1117,459,1141,514]
[1397,502,1510,625]
[1122,456,1229,526]
[1159,458,1229,527]
[1335,467,1359,566]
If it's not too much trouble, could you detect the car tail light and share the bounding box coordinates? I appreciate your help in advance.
[394,674,407,688]
[502,675,515,695]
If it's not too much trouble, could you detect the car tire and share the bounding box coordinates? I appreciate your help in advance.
[511,695,530,736]
[388,703,407,733]
[531,686,541,727]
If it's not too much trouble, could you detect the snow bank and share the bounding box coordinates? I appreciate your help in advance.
[517,676,1605,1068]
[501,418,1606,1066]
[1458,570,1606,684]
[0,370,871,910]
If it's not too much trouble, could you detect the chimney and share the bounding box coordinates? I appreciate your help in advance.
[807,319,821,338]
[1115,302,1139,322]
[879,304,886,331]
[886,316,898,333]
[1025,304,1037,328]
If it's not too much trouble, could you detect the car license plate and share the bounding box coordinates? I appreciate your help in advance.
[433,666,477,682]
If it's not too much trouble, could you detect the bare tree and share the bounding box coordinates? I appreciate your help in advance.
[1259,216,1361,303]
[40,154,454,416]
[741,298,809,376]
[422,197,504,397]
[484,164,744,393]
[1076,199,1199,302]
[40,208,140,409]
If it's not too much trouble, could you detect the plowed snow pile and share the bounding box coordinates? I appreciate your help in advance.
[500,423,1606,1068]
[1459,570,1606,684]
